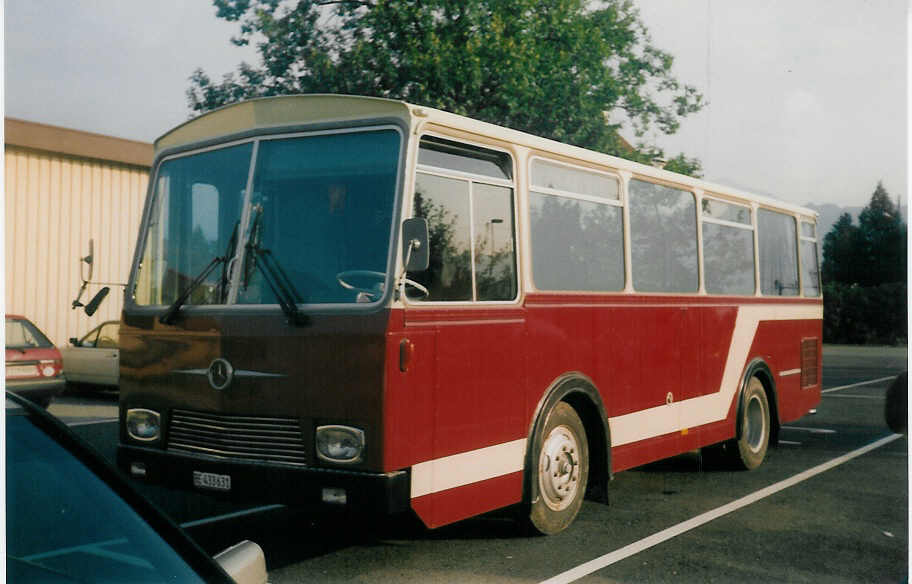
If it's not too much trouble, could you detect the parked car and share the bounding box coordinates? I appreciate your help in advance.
[61,320,120,389]
[6,391,268,584]
[5,314,65,407]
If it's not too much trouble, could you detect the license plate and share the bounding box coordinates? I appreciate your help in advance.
[193,471,231,492]
[6,365,34,378]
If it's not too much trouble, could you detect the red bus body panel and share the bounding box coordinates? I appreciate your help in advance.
[384,294,822,528]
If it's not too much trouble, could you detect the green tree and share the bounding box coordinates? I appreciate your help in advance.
[821,212,861,285]
[188,0,703,170]
[662,153,703,178]
[856,181,906,285]
[821,182,907,345]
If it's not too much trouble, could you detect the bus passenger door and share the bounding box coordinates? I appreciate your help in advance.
[403,142,525,528]
[406,309,527,529]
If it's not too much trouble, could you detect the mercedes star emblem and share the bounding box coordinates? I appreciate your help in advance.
[207,358,234,390]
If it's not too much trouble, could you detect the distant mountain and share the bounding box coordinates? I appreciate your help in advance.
[804,202,906,240]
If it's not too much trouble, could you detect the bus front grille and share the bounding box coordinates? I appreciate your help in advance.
[167,409,307,465]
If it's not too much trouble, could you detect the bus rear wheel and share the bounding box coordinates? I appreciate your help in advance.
[527,402,589,535]
[729,376,770,470]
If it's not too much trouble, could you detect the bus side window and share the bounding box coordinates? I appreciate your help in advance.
[411,173,474,301]
[799,220,820,297]
[758,210,800,296]
[702,197,755,295]
[528,159,624,292]
[629,179,698,293]
[473,183,517,301]
[410,137,517,303]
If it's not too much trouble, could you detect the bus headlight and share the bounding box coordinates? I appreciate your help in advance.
[126,409,161,442]
[315,425,364,464]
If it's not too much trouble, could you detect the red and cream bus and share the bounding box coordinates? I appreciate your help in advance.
[116,95,822,534]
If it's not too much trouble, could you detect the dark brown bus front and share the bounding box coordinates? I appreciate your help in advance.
[117,110,412,513]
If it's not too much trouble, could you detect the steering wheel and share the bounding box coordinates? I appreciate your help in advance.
[336,270,430,300]
[401,278,429,299]
[336,270,387,301]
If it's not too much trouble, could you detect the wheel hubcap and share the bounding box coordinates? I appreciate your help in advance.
[745,394,767,453]
[539,425,581,511]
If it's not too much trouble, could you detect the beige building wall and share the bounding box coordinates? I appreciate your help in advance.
[5,119,153,346]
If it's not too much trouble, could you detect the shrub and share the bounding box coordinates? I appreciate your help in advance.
[823,282,907,345]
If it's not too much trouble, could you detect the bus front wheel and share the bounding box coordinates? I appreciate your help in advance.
[527,402,589,535]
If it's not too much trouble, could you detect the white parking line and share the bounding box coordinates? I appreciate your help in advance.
[822,376,895,394]
[539,433,902,584]
[781,426,836,434]
[823,394,885,400]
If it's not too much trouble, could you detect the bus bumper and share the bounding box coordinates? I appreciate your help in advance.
[117,444,411,514]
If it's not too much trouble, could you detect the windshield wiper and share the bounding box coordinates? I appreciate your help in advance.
[217,220,240,303]
[159,223,240,324]
[159,255,225,325]
[246,244,310,326]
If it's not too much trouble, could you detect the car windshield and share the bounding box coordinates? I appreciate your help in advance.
[80,322,119,348]
[133,128,402,307]
[6,318,53,350]
[6,404,209,583]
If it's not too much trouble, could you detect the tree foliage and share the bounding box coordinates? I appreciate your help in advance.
[188,0,703,170]
[823,282,907,345]
[820,182,907,345]
[661,153,703,178]
[856,181,906,285]
[821,182,906,286]
[821,212,861,285]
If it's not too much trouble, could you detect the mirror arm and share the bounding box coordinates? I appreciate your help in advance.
[72,281,89,308]
[395,239,419,299]
[71,238,125,310]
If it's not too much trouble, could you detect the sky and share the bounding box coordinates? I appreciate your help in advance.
[4,0,908,209]
[635,0,908,208]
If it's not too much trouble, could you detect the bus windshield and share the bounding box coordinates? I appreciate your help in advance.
[133,128,401,307]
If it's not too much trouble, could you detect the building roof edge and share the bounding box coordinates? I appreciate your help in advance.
[4,118,153,168]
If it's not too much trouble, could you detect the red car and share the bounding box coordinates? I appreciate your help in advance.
[5,315,65,407]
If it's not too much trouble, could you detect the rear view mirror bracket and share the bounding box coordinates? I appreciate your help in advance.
[70,239,126,316]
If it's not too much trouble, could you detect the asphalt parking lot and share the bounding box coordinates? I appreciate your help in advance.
[57,344,907,583]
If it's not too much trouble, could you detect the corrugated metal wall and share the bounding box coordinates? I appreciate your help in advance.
[5,145,149,346]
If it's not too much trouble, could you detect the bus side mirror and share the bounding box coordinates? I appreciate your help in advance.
[402,218,429,272]
[84,287,110,317]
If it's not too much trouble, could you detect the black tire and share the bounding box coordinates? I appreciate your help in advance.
[884,371,907,434]
[527,402,589,535]
[726,376,770,470]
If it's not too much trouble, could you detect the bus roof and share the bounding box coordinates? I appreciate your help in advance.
[156,94,818,220]
[154,94,412,152]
